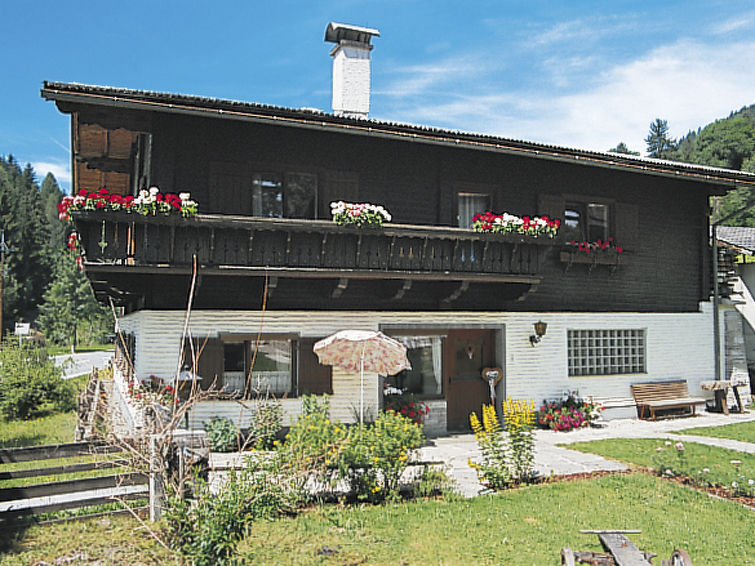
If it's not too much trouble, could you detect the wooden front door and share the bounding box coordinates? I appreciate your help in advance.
[444,329,496,431]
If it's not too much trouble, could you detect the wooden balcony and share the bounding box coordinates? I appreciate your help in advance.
[73,212,557,310]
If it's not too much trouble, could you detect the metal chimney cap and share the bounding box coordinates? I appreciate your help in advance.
[325,22,380,45]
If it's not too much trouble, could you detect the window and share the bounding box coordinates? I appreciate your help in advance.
[220,337,295,396]
[252,171,317,219]
[568,329,646,377]
[458,193,490,229]
[385,335,444,397]
[564,202,610,242]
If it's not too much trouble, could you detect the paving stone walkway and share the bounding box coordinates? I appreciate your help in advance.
[419,411,755,497]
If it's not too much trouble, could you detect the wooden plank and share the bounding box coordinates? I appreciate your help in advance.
[0,473,147,501]
[0,442,120,464]
[598,533,653,566]
[0,460,119,481]
[0,490,147,521]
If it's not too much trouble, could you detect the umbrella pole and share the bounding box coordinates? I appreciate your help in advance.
[359,346,364,424]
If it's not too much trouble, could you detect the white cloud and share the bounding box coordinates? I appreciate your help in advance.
[32,160,71,187]
[376,38,755,156]
[711,11,755,34]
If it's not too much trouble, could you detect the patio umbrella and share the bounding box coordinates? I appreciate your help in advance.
[313,330,411,424]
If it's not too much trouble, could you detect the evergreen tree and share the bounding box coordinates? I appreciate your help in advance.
[691,117,755,171]
[38,251,112,351]
[40,173,66,250]
[0,157,54,330]
[608,142,640,155]
[645,118,676,158]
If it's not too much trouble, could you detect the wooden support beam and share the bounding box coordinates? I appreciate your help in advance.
[391,280,412,301]
[441,280,469,304]
[331,277,349,299]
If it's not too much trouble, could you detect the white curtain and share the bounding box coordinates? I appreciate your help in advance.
[431,337,443,395]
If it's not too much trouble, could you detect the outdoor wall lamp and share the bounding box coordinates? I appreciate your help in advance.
[529,321,547,346]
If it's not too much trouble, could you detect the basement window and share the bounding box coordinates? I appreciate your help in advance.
[568,329,646,377]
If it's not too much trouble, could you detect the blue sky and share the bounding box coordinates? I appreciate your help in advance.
[2,0,755,192]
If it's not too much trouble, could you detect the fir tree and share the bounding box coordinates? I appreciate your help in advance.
[645,118,676,158]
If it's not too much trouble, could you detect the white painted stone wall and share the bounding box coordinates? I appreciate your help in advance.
[120,304,721,430]
[331,41,371,118]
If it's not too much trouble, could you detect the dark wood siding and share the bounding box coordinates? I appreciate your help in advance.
[86,109,718,314]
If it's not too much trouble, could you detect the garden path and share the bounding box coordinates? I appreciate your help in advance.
[420,411,755,497]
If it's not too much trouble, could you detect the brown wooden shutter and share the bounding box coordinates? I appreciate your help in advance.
[613,202,639,252]
[209,162,250,215]
[184,337,224,390]
[537,193,565,221]
[298,337,333,395]
[321,171,359,218]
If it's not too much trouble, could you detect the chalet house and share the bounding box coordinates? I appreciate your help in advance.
[42,23,755,435]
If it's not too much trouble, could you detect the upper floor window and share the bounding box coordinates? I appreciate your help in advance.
[252,172,317,219]
[458,193,490,229]
[564,202,610,242]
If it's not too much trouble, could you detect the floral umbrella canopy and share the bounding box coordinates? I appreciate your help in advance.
[313,330,411,424]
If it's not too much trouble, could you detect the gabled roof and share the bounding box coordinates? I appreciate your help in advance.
[716,227,755,255]
[41,81,755,191]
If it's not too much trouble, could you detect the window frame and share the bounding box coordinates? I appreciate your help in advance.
[562,196,615,243]
[457,192,491,229]
[567,328,647,377]
[218,333,299,397]
[385,331,447,399]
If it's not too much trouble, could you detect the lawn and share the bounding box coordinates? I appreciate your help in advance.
[2,473,752,565]
[0,412,78,448]
[675,420,755,443]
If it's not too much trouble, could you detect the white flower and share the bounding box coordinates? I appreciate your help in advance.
[702,468,710,473]
[732,481,738,488]
[149,186,160,196]
[748,479,754,486]
[674,442,684,451]
[731,460,742,466]
[664,441,672,446]
[179,192,191,201]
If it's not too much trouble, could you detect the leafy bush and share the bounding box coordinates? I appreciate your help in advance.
[469,400,537,489]
[164,453,302,566]
[468,404,511,490]
[204,416,239,452]
[337,410,424,501]
[248,399,283,450]
[537,390,602,431]
[0,341,75,419]
[279,395,345,493]
[502,397,537,483]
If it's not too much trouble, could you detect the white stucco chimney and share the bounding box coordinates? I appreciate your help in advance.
[325,22,380,119]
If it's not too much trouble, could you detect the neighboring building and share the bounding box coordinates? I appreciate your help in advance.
[42,23,755,434]
[716,226,755,395]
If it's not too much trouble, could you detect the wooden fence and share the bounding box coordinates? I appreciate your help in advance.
[0,441,147,522]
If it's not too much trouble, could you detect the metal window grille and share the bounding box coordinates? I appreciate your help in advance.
[567,329,646,377]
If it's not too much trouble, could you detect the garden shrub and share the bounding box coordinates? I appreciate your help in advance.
[279,395,345,492]
[469,400,537,489]
[204,416,239,452]
[248,399,282,450]
[164,453,302,566]
[537,390,602,431]
[0,341,75,419]
[337,410,424,501]
[502,397,537,483]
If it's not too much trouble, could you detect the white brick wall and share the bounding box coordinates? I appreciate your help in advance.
[122,304,721,429]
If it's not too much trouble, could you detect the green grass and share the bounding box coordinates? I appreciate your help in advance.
[564,438,754,494]
[675,420,755,443]
[2,474,752,565]
[237,473,754,565]
[47,344,113,356]
[0,515,176,565]
[0,412,78,448]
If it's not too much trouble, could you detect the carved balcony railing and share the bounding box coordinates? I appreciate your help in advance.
[72,212,557,282]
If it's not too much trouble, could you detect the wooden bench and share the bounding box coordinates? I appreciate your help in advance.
[631,380,706,421]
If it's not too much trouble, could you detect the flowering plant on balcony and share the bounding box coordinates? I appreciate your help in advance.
[566,237,624,254]
[330,201,392,228]
[471,211,560,238]
[127,375,179,408]
[57,186,198,221]
[383,393,429,426]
